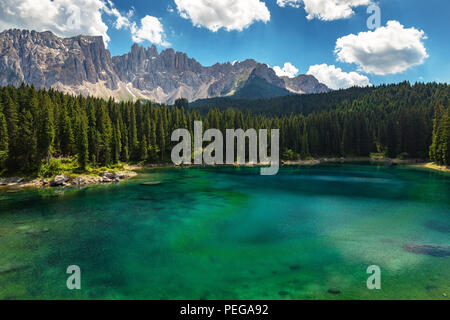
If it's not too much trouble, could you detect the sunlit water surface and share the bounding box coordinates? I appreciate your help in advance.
[0,165,449,300]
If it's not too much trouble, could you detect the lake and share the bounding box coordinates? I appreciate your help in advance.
[0,164,449,300]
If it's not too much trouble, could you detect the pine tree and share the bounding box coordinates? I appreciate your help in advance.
[76,110,89,170]
[174,98,189,109]
[441,109,450,165]
[128,105,139,161]
[112,119,122,164]
[77,110,89,170]
[139,135,148,162]
[431,108,450,165]
[18,109,37,172]
[59,109,75,156]
[430,105,444,163]
[2,93,19,169]
[158,114,166,161]
[37,95,55,164]
[96,101,113,166]
[0,107,8,171]
[87,101,99,165]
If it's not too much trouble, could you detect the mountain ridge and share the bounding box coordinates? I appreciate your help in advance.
[0,29,329,104]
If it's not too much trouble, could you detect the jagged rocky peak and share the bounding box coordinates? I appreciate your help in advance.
[0,28,119,90]
[112,43,204,77]
[249,64,286,88]
[283,74,330,94]
[0,29,329,103]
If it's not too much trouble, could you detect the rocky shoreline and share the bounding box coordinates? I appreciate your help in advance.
[0,158,446,190]
[282,157,426,166]
[0,170,138,189]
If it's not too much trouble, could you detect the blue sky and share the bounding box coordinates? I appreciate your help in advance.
[1,0,449,89]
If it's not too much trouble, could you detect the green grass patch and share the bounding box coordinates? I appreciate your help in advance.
[37,158,127,179]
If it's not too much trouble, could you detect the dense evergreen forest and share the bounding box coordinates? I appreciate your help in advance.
[190,86,374,116]
[0,82,448,176]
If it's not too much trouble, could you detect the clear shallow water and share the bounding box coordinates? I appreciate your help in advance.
[0,164,449,300]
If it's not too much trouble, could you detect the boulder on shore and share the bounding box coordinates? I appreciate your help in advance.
[1,169,137,189]
[50,175,70,187]
[72,177,85,186]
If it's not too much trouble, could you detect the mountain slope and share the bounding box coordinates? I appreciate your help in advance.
[0,29,329,103]
[234,77,293,99]
[283,75,330,94]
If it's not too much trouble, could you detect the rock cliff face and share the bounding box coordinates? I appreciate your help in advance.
[0,29,329,103]
[0,29,119,90]
[282,75,330,94]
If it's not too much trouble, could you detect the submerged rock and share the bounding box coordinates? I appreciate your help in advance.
[379,238,396,244]
[404,243,450,257]
[0,264,29,275]
[328,288,341,294]
[25,228,50,235]
[140,181,163,186]
[289,265,301,271]
[6,189,21,193]
[424,220,450,233]
[16,225,31,231]
[13,221,28,225]
[278,291,290,296]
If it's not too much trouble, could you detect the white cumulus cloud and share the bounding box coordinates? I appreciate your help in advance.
[0,0,169,47]
[0,0,122,45]
[335,20,428,75]
[103,0,134,30]
[277,0,302,8]
[307,64,371,90]
[174,0,270,32]
[273,62,300,78]
[303,0,371,21]
[131,15,169,46]
[277,0,371,21]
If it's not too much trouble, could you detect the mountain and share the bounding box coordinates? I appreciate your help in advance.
[282,75,329,94]
[233,65,293,99]
[0,29,119,90]
[0,29,329,104]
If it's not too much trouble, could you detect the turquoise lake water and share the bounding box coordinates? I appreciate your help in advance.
[0,164,449,300]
